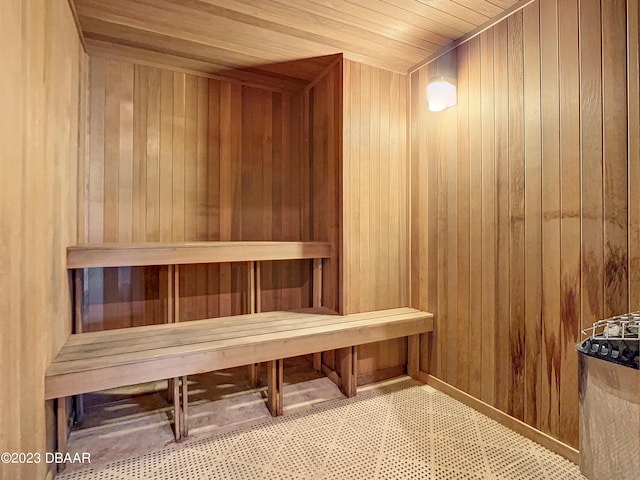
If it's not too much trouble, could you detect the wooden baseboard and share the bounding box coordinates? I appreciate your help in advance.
[357,365,406,386]
[421,372,579,465]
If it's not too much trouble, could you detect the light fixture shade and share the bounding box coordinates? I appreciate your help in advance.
[427,76,457,112]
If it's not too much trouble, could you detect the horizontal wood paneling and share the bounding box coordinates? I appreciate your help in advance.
[342,59,409,379]
[410,0,640,448]
[84,58,312,330]
[73,0,520,74]
[0,0,84,478]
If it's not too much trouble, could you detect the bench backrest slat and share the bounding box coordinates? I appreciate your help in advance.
[67,241,332,269]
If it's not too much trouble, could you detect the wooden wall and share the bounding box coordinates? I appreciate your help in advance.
[83,57,312,330]
[0,0,85,478]
[342,60,410,381]
[307,59,343,314]
[306,58,410,382]
[410,0,640,448]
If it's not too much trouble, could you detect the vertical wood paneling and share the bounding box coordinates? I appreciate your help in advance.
[456,43,471,393]
[444,53,459,386]
[579,0,604,332]
[479,29,496,405]
[507,11,525,422]
[522,1,542,429]
[410,0,638,448]
[467,36,483,399]
[341,59,409,379]
[602,0,629,317]
[629,0,640,311]
[307,57,342,341]
[0,1,83,478]
[539,0,561,438]
[558,0,581,445]
[85,60,312,329]
[493,17,510,414]
[410,63,438,375]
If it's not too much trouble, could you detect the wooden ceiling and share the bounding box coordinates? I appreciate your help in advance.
[74,0,520,85]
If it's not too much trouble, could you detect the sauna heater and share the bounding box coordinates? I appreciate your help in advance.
[576,313,639,479]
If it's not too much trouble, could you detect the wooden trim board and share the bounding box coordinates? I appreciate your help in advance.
[67,241,332,268]
[422,373,579,464]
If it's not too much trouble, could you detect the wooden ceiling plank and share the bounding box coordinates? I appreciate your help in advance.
[416,0,494,24]
[85,39,308,92]
[486,0,519,9]
[74,0,518,75]
[154,0,426,66]
[77,0,338,61]
[80,18,292,67]
[310,0,454,46]
[342,0,467,38]
[79,1,412,73]
[191,0,434,61]
[182,0,425,60]
[450,0,510,18]
[356,0,476,34]
[230,0,445,52]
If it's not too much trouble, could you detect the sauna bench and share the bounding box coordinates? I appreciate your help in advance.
[63,240,332,446]
[53,241,433,469]
[46,307,433,461]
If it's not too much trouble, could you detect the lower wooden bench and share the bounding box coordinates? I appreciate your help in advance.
[45,307,433,465]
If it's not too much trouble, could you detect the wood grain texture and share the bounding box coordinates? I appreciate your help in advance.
[0,1,84,478]
[73,0,520,75]
[479,28,496,406]
[522,1,542,430]
[84,58,313,330]
[409,0,639,448]
[67,242,331,268]
[307,58,342,314]
[45,307,434,399]
[629,0,640,311]
[507,11,525,422]
[602,0,629,317]
[341,59,409,380]
[557,0,581,446]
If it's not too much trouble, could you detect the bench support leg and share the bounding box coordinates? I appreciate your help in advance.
[408,333,430,382]
[172,377,181,440]
[249,363,260,386]
[407,334,420,379]
[167,378,174,402]
[73,269,85,423]
[266,359,283,416]
[312,352,322,371]
[57,397,68,473]
[180,376,188,438]
[338,346,357,398]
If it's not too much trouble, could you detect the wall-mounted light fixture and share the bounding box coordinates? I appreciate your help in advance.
[426,51,457,112]
[427,76,457,112]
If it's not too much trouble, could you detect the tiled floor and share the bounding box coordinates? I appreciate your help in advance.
[57,375,585,479]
